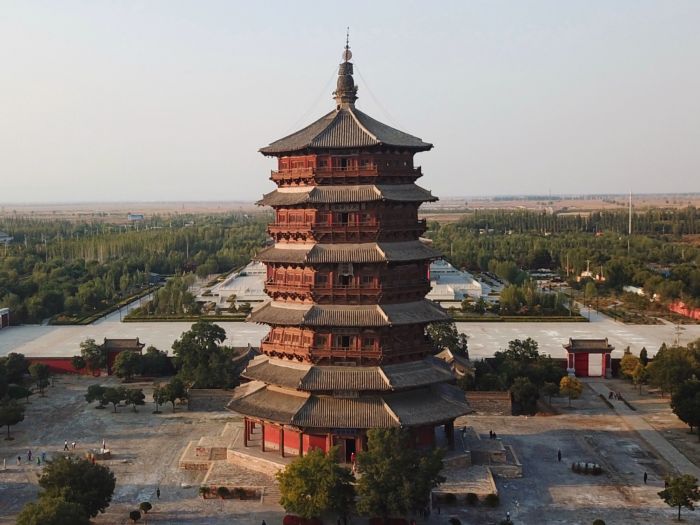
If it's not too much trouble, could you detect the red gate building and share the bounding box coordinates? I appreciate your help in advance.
[229,41,469,461]
[564,338,614,378]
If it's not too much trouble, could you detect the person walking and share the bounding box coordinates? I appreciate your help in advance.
[27,450,32,462]
[262,520,267,525]
[41,452,46,462]
[72,441,76,450]
[17,456,21,466]
[644,472,648,484]
[64,440,69,451]
[558,449,562,462]
[156,488,161,500]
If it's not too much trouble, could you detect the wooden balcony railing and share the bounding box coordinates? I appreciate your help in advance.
[268,219,426,237]
[270,165,422,183]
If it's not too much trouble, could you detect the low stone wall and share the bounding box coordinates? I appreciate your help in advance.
[465,391,512,415]
[188,389,235,411]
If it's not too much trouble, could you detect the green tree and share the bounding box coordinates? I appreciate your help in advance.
[639,347,649,366]
[29,363,51,396]
[647,345,699,396]
[102,387,126,413]
[85,384,107,408]
[79,338,106,374]
[542,381,559,403]
[426,322,469,357]
[658,474,700,521]
[619,348,640,379]
[1,352,29,383]
[113,351,143,382]
[631,363,649,394]
[140,346,174,376]
[38,456,116,518]
[129,510,141,523]
[71,355,86,373]
[559,376,583,407]
[138,501,152,515]
[152,384,166,413]
[172,322,242,388]
[8,384,33,402]
[510,376,539,415]
[356,428,445,520]
[276,447,355,520]
[671,380,700,439]
[125,389,146,412]
[0,398,25,440]
[16,497,90,525]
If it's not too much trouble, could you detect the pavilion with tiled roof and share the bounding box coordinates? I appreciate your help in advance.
[228,38,469,461]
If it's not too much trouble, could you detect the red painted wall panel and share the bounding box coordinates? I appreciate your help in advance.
[574,353,589,377]
[303,434,327,453]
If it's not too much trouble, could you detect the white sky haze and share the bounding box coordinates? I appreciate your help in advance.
[0,1,699,202]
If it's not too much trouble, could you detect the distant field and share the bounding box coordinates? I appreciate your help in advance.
[0,201,263,223]
[1,193,698,223]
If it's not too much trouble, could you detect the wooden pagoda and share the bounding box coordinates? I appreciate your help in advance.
[229,40,469,462]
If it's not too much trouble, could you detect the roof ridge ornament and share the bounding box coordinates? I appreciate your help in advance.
[334,27,358,109]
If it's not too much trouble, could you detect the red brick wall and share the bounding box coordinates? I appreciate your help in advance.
[25,357,92,375]
[303,434,327,453]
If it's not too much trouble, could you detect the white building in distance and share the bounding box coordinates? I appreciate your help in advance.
[207,261,268,306]
[427,259,490,302]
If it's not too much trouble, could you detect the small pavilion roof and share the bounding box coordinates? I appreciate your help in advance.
[101,338,145,350]
[257,184,436,207]
[563,338,615,353]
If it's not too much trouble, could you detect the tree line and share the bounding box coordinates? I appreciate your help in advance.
[0,214,267,324]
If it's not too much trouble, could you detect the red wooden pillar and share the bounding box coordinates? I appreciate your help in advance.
[261,423,266,452]
[326,433,332,453]
[280,426,285,458]
[243,418,248,447]
[299,431,304,457]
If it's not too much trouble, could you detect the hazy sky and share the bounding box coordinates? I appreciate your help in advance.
[1,1,699,203]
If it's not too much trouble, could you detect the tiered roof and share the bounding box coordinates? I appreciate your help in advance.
[259,106,432,156]
[241,355,455,392]
[249,299,449,327]
[229,381,469,429]
[256,240,440,264]
[258,184,436,206]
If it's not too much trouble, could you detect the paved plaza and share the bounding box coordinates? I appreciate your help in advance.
[2,304,699,360]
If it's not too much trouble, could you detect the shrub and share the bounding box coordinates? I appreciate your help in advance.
[199,486,211,499]
[443,493,457,504]
[449,519,462,525]
[592,520,606,525]
[465,492,479,506]
[484,493,500,507]
[129,510,141,522]
[216,486,230,499]
[283,516,301,525]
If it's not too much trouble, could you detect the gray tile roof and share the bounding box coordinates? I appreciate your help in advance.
[259,106,432,155]
[242,357,455,392]
[564,338,614,353]
[300,366,389,391]
[257,184,436,207]
[227,383,309,423]
[228,384,469,428]
[241,358,310,389]
[384,384,470,426]
[292,395,399,428]
[249,300,449,327]
[255,240,440,264]
[382,357,454,389]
